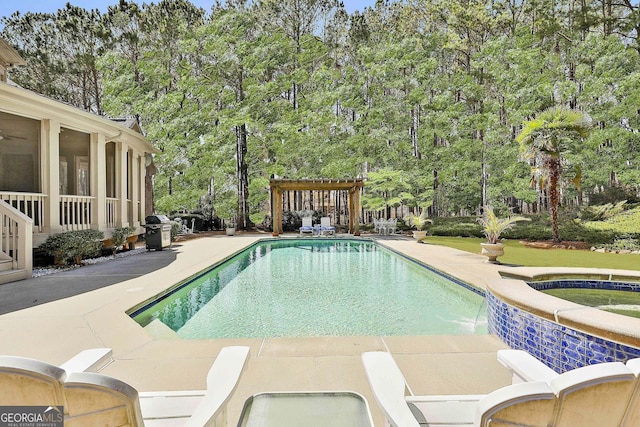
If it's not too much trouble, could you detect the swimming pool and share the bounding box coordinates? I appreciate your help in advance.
[131,239,488,339]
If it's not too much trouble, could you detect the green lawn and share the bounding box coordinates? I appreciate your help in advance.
[428,236,640,271]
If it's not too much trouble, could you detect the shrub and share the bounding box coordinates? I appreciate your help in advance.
[40,229,104,265]
[170,221,180,241]
[430,222,483,238]
[588,185,640,205]
[603,236,640,252]
[580,201,627,221]
[110,226,136,254]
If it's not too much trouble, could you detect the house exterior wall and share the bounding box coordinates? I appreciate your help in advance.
[0,82,158,248]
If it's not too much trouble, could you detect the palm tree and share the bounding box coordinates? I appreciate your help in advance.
[516,106,591,243]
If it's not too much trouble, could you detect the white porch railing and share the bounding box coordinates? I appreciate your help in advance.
[60,195,94,231]
[106,197,118,228]
[1,191,132,235]
[0,192,45,233]
[0,199,33,275]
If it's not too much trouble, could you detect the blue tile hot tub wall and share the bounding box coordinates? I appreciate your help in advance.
[487,286,640,373]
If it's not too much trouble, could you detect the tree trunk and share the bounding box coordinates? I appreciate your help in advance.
[236,123,251,229]
[547,156,562,243]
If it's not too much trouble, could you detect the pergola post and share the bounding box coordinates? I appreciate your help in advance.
[271,186,282,236]
[269,178,364,236]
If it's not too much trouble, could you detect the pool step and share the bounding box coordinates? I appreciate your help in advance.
[144,319,181,340]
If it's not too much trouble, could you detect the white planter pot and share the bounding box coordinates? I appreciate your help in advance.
[481,242,504,263]
[226,227,236,236]
[412,230,428,242]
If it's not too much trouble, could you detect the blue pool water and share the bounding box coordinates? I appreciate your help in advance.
[131,239,488,339]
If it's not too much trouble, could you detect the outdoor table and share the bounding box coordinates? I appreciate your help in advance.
[237,391,374,427]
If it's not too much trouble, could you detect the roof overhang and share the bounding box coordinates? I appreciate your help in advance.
[0,39,27,68]
[0,82,159,154]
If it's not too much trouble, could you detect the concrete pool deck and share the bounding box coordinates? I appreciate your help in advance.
[0,233,597,425]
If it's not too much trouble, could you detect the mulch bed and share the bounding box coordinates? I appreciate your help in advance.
[520,240,592,250]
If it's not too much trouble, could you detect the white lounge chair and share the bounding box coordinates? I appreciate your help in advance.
[549,361,635,427]
[362,350,638,427]
[0,348,112,407]
[299,217,314,235]
[64,345,250,427]
[623,357,640,426]
[498,349,640,427]
[320,216,335,236]
[361,351,555,427]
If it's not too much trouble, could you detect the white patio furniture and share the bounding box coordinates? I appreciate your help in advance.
[63,346,249,427]
[362,350,640,427]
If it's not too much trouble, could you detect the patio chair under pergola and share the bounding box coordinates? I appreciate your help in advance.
[269,178,364,236]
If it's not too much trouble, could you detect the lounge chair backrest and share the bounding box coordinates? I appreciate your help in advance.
[475,381,556,427]
[185,345,250,427]
[64,371,144,427]
[321,217,331,227]
[302,217,312,227]
[0,355,67,406]
[622,358,640,427]
[361,351,421,427]
[549,361,635,427]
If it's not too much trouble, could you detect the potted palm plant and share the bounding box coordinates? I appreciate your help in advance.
[477,206,529,263]
[406,211,433,242]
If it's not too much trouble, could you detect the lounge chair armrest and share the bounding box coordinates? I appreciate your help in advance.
[497,350,558,384]
[184,346,250,427]
[626,357,640,376]
[60,348,113,374]
[362,351,421,427]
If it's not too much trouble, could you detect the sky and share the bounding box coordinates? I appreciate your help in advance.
[0,0,378,20]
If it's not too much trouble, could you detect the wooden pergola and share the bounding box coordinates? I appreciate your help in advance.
[270,178,364,236]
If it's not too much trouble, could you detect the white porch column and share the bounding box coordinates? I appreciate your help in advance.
[139,154,147,226]
[41,119,62,234]
[91,133,107,230]
[131,149,140,228]
[116,141,129,227]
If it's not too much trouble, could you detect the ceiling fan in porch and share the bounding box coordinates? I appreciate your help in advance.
[0,130,28,141]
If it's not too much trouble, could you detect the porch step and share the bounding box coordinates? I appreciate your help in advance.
[0,268,29,285]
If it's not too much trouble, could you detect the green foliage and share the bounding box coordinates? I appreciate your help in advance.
[580,201,627,221]
[110,226,136,253]
[40,229,105,265]
[583,206,640,235]
[170,222,181,242]
[602,236,640,252]
[517,107,592,242]
[588,186,640,205]
[405,211,433,231]
[4,0,640,227]
[477,206,530,244]
[429,237,640,271]
[430,222,483,238]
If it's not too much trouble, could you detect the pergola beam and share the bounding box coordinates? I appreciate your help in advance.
[269,178,364,236]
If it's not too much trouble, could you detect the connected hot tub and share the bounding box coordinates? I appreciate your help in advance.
[487,269,640,374]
